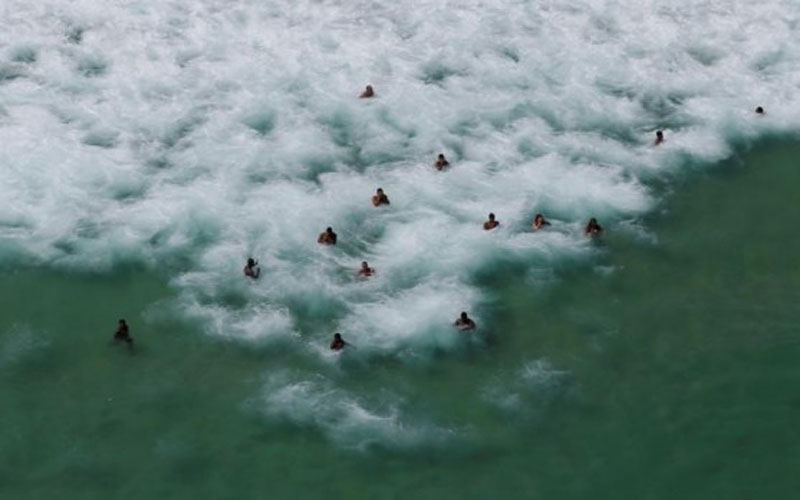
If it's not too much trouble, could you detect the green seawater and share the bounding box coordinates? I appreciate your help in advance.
[1,142,799,499]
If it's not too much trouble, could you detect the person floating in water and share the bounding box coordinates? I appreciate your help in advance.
[532,213,551,230]
[755,106,765,115]
[654,130,664,146]
[454,312,476,331]
[483,212,500,230]
[434,153,450,171]
[585,217,603,237]
[243,258,260,279]
[113,319,133,349]
[358,261,375,277]
[359,85,375,98]
[318,227,338,245]
[372,188,390,207]
[330,332,348,351]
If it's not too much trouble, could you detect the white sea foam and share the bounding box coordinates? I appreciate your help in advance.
[482,359,572,417]
[256,372,455,451]
[2,0,799,446]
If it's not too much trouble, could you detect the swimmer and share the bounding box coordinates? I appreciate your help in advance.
[112,319,133,349]
[359,85,375,98]
[755,106,765,115]
[358,261,375,277]
[454,312,476,331]
[243,258,260,279]
[318,227,338,245]
[483,212,500,230]
[654,130,664,146]
[532,213,551,230]
[585,217,603,237]
[434,153,450,171]
[330,332,348,351]
[372,188,390,207]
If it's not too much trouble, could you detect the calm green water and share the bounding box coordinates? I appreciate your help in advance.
[2,142,799,499]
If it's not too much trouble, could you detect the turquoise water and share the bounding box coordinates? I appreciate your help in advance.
[2,142,799,498]
[3,1,800,497]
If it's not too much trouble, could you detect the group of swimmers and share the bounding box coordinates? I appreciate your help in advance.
[479,212,601,235]
[652,106,764,146]
[111,87,766,352]
[236,83,666,351]
[234,87,617,351]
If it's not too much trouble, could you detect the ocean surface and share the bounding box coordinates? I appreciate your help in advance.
[1,1,799,498]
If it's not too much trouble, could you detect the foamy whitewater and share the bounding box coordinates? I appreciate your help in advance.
[2,0,799,448]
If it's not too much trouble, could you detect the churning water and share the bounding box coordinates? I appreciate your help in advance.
[2,0,800,461]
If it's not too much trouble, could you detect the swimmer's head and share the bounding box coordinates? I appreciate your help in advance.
[326,227,333,233]
[656,130,664,139]
[488,213,495,221]
[535,214,544,222]
[438,153,445,160]
[460,311,468,320]
[119,319,126,325]
[334,332,342,340]
[756,106,764,114]
[361,261,369,269]
[377,188,384,194]
[247,258,255,267]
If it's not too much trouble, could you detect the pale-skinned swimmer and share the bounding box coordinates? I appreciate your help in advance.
[359,85,375,98]
[358,261,375,277]
[755,106,765,115]
[434,153,450,171]
[483,213,499,230]
[454,312,476,331]
[243,258,260,279]
[654,130,664,146]
[372,188,390,207]
[585,217,603,237]
[318,227,338,245]
[532,214,551,230]
[330,332,348,351]
[112,319,133,349]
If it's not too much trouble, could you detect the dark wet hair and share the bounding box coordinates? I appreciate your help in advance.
[334,332,342,339]
[362,261,369,267]
[755,106,764,114]
[247,258,255,266]
[377,187,383,193]
[656,130,663,137]
[438,153,445,158]
[460,311,468,319]
[586,218,602,232]
[535,213,544,220]
[488,213,495,219]
[326,226,333,232]
[119,319,126,323]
